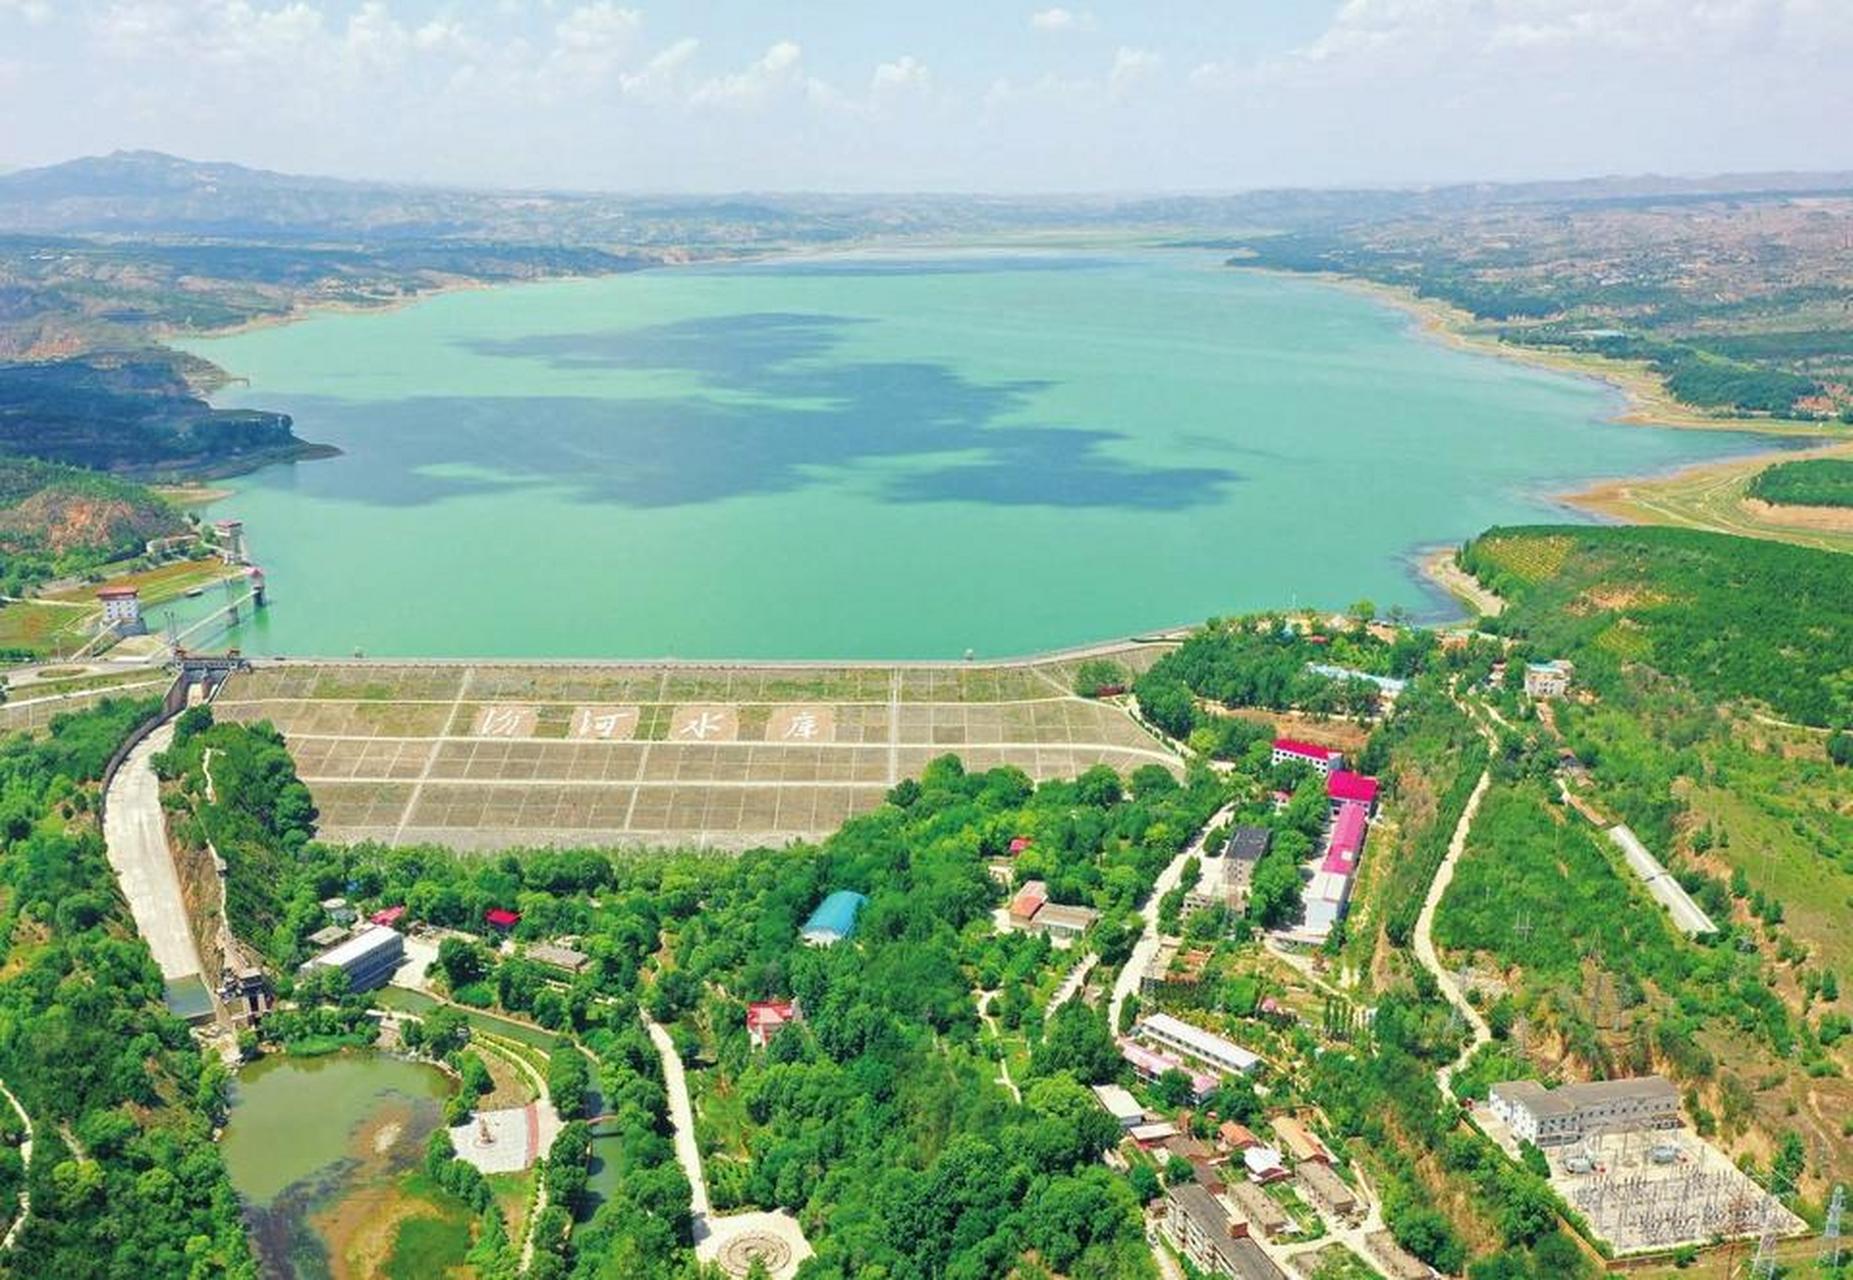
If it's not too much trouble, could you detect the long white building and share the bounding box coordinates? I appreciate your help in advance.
[1488,1076,1681,1148]
[1138,1012,1262,1076]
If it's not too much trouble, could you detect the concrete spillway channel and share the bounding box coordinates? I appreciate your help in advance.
[102,723,213,1017]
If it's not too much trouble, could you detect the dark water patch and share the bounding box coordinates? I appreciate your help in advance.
[261,312,1240,511]
[465,312,868,386]
[690,254,1122,278]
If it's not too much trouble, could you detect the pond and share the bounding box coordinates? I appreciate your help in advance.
[220,1050,453,1279]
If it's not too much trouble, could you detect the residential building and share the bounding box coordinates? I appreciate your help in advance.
[1138,1012,1262,1076]
[484,907,520,932]
[1243,1145,1290,1184]
[1185,854,1245,915]
[1092,1083,1145,1129]
[1161,1183,1287,1279]
[1119,1038,1218,1100]
[1321,803,1368,877]
[1297,1161,1361,1222]
[1366,1230,1437,1279]
[1325,770,1380,814]
[1487,1076,1680,1148]
[1271,1116,1329,1164]
[1271,738,1343,774]
[1008,880,1049,925]
[1218,1121,1262,1152]
[1227,824,1271,864]
[1226,1179,1292,1239]
[1130,1120,1180,1146]
[97,585,143,634]
[528,942,591,975]
[1030,901,1099,942]
[1524,659,1575,699]
[746,999,801,1049]
[800,890,867,945]
[299,924,404,993]
[370,905,407,927]
[1140,941,1213,996]
[307,924,348,949]
[321,896,357,925]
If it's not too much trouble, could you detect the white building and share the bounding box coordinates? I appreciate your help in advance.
[1524,660,1574,699]
[1138,1012,1262,1076]
[1488,1076,1680,1148]
[1091,1084,1145,1129]
[97,586,143,634]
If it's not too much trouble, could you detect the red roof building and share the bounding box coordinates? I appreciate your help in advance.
[1008,836,1033,855]
[747,1000,801,1049]
[1272,738,1343,774]
[1326,770,1380,809]
[96,585,138,599]
[371,905,407,927]
[1321,804,1369,875]
[1009,880,1049,925]
[484,908,520,930]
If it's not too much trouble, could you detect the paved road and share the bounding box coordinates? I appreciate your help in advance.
[1108,802,1237,1031]
[644,1017,712,1223]
[1413,702,1497,1098]
[0,1077,31,1252]
[103,723,205,985]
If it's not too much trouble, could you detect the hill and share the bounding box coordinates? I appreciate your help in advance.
[1746,457,1853,508]
[1460,525,1853,727]
[0,455,184,572]
[0,352,320,477]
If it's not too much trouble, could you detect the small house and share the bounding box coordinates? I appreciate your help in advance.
[747,999,802,1049]
[484,907,521,932]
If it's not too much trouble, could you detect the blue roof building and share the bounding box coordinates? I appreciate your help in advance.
[801,890,868,946]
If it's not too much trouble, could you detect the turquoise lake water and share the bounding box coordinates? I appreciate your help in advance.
[179,251,1764,659]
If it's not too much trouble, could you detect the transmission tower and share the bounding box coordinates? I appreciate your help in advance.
[1823,1183,1846,1271]
[1750,1170,1793,1280]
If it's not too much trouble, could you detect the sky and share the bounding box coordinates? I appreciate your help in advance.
[2,0,1852,193]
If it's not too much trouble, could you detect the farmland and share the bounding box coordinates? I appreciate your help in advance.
[209,648,1181,850]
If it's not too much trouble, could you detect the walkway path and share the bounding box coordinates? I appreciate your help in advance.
[975,990,1021,1104]
[1412,700,1498,1098]
[642,1016,811,1278]
[0,1078,31,1252]
[103,723,206,985]
[1109,802,1237,1031]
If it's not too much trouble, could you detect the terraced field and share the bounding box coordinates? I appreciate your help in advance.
[211,648,1180,850]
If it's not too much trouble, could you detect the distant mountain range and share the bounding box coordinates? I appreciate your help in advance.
[4,150,1853,241]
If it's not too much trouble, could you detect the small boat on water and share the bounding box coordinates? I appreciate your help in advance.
[184,587,204,598]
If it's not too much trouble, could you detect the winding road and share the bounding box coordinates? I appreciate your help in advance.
[0,1078,31,1252]
[1412,699,1499,1098]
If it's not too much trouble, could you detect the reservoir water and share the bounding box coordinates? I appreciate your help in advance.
[179,252,1760,659]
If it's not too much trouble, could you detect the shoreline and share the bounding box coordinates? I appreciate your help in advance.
[1271,268,1852,549]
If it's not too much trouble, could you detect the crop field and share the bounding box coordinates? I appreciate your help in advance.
[210,649,1181,850]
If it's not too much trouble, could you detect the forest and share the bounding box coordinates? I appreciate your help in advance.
[1746,457,1853,508]
[1461,525,1853,727]
[0,697,254,1279]
[0,353,314,477]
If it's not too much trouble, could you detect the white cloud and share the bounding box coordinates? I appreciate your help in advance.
[617,36,698,101]
[691,40,836,109]
[0,0,52,24]
[871,54,930,96]
[548,2,641,79]
[1029,7,1094,33]
[1107,46,1160,101]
